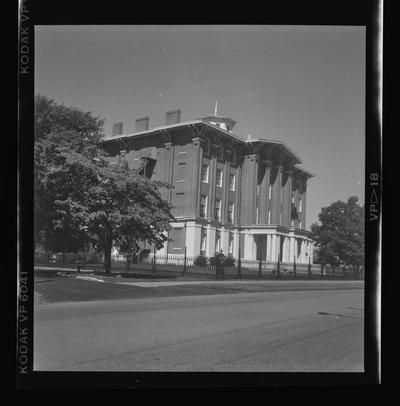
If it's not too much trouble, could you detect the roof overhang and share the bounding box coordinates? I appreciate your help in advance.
[293,166,315,179]
[101,120,307,169]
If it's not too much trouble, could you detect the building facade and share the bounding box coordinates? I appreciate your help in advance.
[102,109,314,264]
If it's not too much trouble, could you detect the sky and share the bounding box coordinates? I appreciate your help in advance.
[35,25,366,229]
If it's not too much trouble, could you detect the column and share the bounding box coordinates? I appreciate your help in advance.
[244,232,256,260]
[164,142,173,203]
[301,239,306,263]
[293,174,300,229]
[299,239,303,263]
[191,138,202,217]
[258,160,271,224]
[233,229,240,259]
[271,165,283,225]
[208,154,217,220]
[222,157,230,223]
[234,163,242,226]
[266,234,272,261]
[185,222,201,257]
[220,226,230,254]
[241,154,257,224]
[310,242,314,264]
[252,235,257,259]
[276,235,282,261]
[285,237,290,262]
[282,169,293,227]
[289,236,295,263]
[205,224,215,257]
[299,178,307,230]
[271,234,277,261]
[281,237,286,262]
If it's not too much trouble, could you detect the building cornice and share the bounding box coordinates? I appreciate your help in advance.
[101,119,314,174]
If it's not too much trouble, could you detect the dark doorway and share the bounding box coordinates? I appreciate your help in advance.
[255,235,267,261]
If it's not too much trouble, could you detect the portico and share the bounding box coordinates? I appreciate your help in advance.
[242,226,314,264]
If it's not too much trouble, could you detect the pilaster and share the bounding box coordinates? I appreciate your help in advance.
[191,138,202,216]
[271,165,283,225]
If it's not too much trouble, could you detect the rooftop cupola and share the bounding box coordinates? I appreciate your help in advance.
[200,101,237,132]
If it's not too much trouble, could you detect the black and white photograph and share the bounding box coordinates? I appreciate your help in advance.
[17,0,382,389]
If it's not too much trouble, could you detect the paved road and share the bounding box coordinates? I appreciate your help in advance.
[34,289,364,372]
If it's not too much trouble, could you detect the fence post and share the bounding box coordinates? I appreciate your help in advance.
[320,263,324,279]
[183,246,187,275]
[308,257,311,278]
[237,257,242,278]
[277,260,280,279]
[258,259,262,278]
[293,256,296,279]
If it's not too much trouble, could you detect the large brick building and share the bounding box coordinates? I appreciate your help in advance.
[102,109,314,264]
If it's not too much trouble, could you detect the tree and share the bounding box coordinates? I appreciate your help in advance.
[34,95,173,272]
[311,196,364,276]
[34,94,105,251]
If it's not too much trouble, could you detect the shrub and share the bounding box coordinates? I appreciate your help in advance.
[209,252,226,266]
[194,255,207,267]
[223,256,235,267]
[208,255,219,266]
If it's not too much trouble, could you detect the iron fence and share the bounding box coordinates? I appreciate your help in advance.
[34,251,364,280]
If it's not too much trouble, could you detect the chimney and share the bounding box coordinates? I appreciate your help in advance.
[165,109,181,125]
[135,116,149,132]
[112,122,123,136]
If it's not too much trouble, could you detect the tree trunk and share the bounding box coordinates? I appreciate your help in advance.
[104,241,112,273]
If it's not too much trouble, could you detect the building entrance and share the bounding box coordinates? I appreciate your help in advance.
[255,235,267,261]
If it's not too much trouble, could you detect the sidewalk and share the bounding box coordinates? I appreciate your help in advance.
[113,279,365,288]
[34,265,181,280]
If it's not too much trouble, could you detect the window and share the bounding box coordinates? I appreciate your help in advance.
[256,184,260,195]
[256,206,259,223]
[215,199,221,221]
[215,230,221,252]
[227,202,234,224]
[291,195,295,204]
[280,189,283,203]
[200,195,208,218]
[201,164,209,183]
[268,184,272,199]
[229,174,235,191]
[268,209,271,224]
[291,219,295,228]
[299,220,302,229]
[216,169,223,187]
[298,198,302,212]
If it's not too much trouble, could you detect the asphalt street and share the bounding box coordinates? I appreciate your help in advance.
[34,287,364,372]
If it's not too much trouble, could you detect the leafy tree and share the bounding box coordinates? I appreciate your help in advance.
[34,94,104,251]
[34,95,173,272]
[311,196,364,276]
